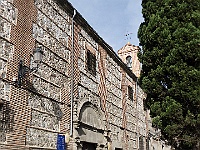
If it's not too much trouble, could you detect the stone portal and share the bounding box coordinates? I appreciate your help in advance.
[76,102,106,150]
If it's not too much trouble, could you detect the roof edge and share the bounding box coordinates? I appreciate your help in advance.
[56,0,138,81]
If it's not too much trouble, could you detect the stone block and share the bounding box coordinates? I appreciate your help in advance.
[26,127,57,148]
[0,0,17,24]
[0,17,11,40]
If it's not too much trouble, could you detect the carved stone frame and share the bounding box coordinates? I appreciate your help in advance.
[73,96,107,149]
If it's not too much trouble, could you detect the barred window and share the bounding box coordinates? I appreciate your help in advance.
[139,136,144,150]
[146,137,150,150]
[86,50,96,76]
[128,86,133,100]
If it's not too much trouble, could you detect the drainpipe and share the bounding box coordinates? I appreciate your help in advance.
[70,9,76,137]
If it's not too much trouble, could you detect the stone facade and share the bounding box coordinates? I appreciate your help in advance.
[0,0,16,145]
[0,0,167,150]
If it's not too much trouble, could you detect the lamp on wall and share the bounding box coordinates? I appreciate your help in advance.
[17,47,43,87]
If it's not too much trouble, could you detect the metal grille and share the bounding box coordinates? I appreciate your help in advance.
[139,136,144,150]
[146,137,150,150]
[87,50,96,76]
[128,86,133,100]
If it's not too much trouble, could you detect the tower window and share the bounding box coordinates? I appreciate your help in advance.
[128,86,133,100]
[126,56,132,69]
[86,50,96,76]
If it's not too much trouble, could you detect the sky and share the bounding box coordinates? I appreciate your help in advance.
[67,0,144,52]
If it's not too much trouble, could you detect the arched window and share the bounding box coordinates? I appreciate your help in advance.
[126,56,132,69]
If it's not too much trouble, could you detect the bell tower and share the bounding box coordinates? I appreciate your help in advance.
[118,42,141,77]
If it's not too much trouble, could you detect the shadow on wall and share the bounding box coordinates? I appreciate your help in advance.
[0,100,14,142]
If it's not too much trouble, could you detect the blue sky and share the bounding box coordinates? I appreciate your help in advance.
[68,0,144,52]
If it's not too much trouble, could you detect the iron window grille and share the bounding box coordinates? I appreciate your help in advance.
[139,136,144,150]
[86,50,96,76]
[128,86,133,101]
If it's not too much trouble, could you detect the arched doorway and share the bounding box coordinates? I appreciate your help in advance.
[76,102,106,150]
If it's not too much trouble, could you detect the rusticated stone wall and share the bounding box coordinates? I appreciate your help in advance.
[124,73,138,149]
[78,28,99,94]
[25,0,71,149]
[76,27,100,118]
[136,86,147,136]
[0,0,72,149]
[105,55,124,148]
[0,0,16,146]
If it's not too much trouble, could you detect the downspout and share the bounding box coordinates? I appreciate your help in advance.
[70,9,76,137]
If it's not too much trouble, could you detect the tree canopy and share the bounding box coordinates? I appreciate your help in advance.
[138,0,200,149]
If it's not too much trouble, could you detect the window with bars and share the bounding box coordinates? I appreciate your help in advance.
[146,137,150,150]
[128,86,133,100]
[86,50,96,76]
[139,136,144,150]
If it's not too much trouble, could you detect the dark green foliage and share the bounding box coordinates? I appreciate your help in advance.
[138,0,200,149]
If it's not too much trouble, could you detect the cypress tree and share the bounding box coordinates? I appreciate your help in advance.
[138,0,200,149]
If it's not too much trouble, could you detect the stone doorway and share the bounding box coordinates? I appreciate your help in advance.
[75,102,106,149]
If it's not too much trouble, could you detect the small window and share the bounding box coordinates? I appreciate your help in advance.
[139,136,144,150]
[86,50,96,76]
[128,86,133,100]
[126,56,132,69]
